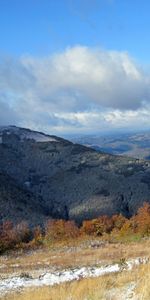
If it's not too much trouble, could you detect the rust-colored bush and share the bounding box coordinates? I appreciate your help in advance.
[45,219,79,241]
[1,202,150,253]
[134,202,150,236]
[111,214,127,230]
[81,215,113,236]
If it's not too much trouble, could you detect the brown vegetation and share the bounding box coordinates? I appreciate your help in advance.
[0,202,150,254]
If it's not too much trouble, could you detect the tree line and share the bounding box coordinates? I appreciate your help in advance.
[0,202,150,253]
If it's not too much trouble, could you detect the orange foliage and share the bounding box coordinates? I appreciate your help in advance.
[0,202,150,253]
[134,202,150,236]
[111,214,127,230]
[82,215,113,236]
[45,219,79,241]
[0,221,31,253]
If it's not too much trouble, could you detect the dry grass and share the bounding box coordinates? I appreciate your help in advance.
[1,279,107,300]
[0,237,150,276]
[0,238,150,299]
[135,264,150,299]
[2,264,150,300]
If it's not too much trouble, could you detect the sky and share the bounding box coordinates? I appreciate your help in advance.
[1,0,150,136]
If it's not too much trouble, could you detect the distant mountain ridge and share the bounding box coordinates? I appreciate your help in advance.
[1,126,150,225]
[70,132,150,160]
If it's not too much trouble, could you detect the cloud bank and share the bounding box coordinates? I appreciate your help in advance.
[1,46,150,134]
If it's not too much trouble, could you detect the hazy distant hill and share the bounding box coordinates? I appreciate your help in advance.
[70,132,150,160]
[1,126,150,224]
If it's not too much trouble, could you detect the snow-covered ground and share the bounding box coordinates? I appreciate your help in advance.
[0,257,149,296]
[0,126,58,143]
[19,131,58,142]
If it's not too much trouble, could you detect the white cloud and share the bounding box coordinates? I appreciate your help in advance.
[0,46,150,134]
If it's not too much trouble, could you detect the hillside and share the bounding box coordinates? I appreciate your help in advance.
[0,172,49,224]
[1,126,150,224]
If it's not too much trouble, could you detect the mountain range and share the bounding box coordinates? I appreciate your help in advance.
[1,126,150,225]
[70,132,150,160]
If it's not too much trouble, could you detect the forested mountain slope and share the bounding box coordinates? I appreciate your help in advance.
[0,126,150,224]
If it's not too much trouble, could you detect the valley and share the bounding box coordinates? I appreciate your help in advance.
[71,131,150,160]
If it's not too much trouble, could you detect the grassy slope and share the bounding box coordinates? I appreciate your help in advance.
[2,264,150,300]
[0,238,150,300]
[0,238,150,275]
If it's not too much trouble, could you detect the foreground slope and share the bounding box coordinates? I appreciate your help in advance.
[0,126,150,224]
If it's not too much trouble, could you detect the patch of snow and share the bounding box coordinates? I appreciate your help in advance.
[0,126,58,143]
[20,132,58,143]
[0,257,149,296]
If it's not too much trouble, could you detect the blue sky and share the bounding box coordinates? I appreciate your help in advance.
[1,0,150,62]
[1,0,150,135]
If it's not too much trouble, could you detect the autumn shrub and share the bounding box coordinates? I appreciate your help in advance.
[0,221,31,253]
[32,226,43,245]
[45,219,79,242]
[118,219,134,238]
[81,215,113,236]
[0,202,150,254]
[111,203,150,241]
[81,203,150,241]
[111,214,127,231]
[134,202,150,236]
